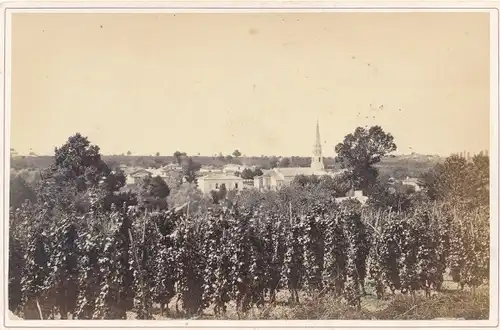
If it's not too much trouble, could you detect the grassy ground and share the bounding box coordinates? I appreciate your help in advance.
[125,280,489,320]
[13,280,488,320]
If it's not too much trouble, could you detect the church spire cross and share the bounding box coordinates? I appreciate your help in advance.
[315,120,322,155]
[311,120,325,171]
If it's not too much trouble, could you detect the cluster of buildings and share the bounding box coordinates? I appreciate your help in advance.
[254,121,344,191]
[199,121,343,194]
[121,121,370,204]
[400,177,421,192]
[121,166,175,186]
[195,121,367,204]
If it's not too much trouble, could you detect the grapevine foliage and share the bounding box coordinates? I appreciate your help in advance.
[9,191,489,319]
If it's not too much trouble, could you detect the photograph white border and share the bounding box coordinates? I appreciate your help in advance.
[0,1,498,329]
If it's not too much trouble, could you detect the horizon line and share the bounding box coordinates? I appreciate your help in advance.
[10,151,473,159]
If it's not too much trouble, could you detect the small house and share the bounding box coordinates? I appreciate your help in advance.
[335,190,368,205]
[197,173,244,194]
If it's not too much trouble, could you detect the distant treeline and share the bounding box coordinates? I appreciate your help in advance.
[10,155,335,170]
[10,154,443,180]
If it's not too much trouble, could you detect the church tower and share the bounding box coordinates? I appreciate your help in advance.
[311,120,325,171]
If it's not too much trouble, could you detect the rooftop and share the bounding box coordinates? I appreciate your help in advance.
[198,173,243,181]
[129,169,152,177]
[275,167,327,177]
[402,177,421,184]
[335,196,369,205]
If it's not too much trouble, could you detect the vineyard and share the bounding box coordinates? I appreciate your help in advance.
[8,188,489,320]
[7,133,490,320]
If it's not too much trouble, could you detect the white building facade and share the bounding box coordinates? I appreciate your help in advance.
[197,174,244,194]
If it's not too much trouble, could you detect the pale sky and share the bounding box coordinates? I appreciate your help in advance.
[11,12,490,157]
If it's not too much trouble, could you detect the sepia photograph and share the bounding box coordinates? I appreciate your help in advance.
[1,1,498,325]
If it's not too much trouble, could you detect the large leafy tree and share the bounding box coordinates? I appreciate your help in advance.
[278,157,291,168]
[161,169,184,189]
[182,157,201,184]
[37,133,126,211]
[291,174,320,187]
[334,126,397,193]
[318,173,352,198]
[470,154,489,206]
[51,133,125,192]
[9,174,36,209]
[167,182,208,215]
[173,151,187,165]
[288,173,351,198]
[137,175,170,211]
[15,169,42,190]
[210,184,227,204]
[366,182,415,212]
[240,168,263,180]
[420,154,488,208]
[240,168,254,180]
[268,156,279,169]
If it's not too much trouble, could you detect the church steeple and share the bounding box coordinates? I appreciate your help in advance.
[311,120,325,171]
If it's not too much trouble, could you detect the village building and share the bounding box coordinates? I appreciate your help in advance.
[401,176,422,192]
[254,121,342,191]
[125,166,176,186]
[334,190,368,205]
[164,163,183,171]
[223,164,249,175]
[197,173,244,194]
[199,165,224,175]
[126,168,152,185]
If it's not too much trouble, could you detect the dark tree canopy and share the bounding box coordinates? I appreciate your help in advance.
[318,173,352,198]
[334,126,396,192]
[35,133,127,212]
[173,151,187,165]
[278,157,291,168]
[232,149,242,158]
[139,175,170,199]
[366,182,414,212]
[240,168,254,180]
[335,126,397,168]
[52,133,126,193]
[288,173,351,198]
[137,175,170,211]
[210,183,227,204]
[9,174,36,209]
[182,157,201,184]
[419,154,489,208]
[240,168,263,180]
[268,156,279,169]
[291,174,320,187]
